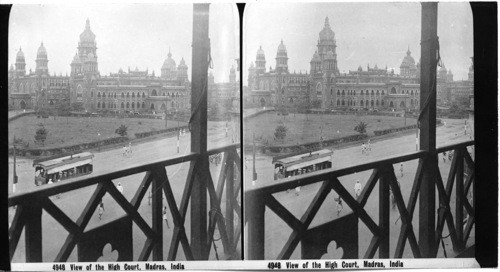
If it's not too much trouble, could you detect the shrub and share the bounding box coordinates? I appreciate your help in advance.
[34,124,48,145]
[115,124,128,136]
[274,125,288,141]
[354,121,367,134]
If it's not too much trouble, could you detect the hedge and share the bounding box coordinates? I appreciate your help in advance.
[9,136,129,158]
[134,126,189,139]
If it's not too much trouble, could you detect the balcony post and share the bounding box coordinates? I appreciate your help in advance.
[455,148,464,251]
[246,191,265,260]
[419,2,438,258]
[25,203,42,262]
[190,3,210,260]
[152,176,163,260]
[379,168,390,258]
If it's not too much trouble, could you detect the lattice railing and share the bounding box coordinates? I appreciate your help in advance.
[9,143,241,262]
[245,141,474,259]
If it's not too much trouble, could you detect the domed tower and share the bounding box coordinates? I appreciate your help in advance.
[78,18,99,76]
[35,42,49,76]
[438,62,447,81]
[399,46,417,77]
[70,52,82,76]
[255,46,266,74]
[468,56,474,81]
[9,64,16,79]
[177,57,188,83]
[310,51,321,75]
[15,47,26,77]
[447,69,454,82]
[161,49,177,80]
[229,65,236,83]
[275,40,289,74]
[248,61,256,89]
[317,16,338,74]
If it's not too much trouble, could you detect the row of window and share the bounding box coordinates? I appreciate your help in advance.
[91,91,185,98]
[96,101,185,110]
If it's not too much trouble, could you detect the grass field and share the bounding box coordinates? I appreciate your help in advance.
[9,115,187,149]
[244,112,417,146]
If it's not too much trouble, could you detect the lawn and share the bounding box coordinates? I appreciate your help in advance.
[9,115,187,149]
[244,112,417,146]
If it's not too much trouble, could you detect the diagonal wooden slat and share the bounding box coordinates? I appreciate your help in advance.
[277,181,331,259]
[231,149,242,175]
[395,158,423,258]
[138,238,155,261]
[329,177,381,237]
[445,149,458,197]
[266,195,303,232]
[358,169,380,207]
[464,169,474,197]
[385,166,421,258]
[463,148,475,169]
[364,236,381,259]
[206,163,231,255]
[55,183,106,262]
[131,171,154,209]
[40,198,79,234]
[435,166,459,251]
[463,216,475,243]
[9,205,26,261]
[102,180,157,240]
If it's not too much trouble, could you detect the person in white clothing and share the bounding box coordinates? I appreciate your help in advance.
[117,182,124,194]
[354,180,363,197]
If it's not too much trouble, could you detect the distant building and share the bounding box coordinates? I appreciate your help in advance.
[9,18,191,114]
[208,65,239,111]
[244,17,473,111]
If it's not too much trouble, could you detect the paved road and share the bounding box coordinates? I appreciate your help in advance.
[8,121,238,262]
[243,118,474,259]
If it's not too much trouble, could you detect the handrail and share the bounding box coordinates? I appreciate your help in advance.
[9,143,241,207]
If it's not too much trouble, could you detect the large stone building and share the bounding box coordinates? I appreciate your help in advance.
[244,17,473,111]
[9,19,190,114]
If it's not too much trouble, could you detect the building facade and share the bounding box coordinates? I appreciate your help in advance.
[9,19,191,114]
[244,17,473,111]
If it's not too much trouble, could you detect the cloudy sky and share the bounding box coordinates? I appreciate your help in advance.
[244,2,473,85]
[9,3,239,83]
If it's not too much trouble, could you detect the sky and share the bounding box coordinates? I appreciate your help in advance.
[244,2,473,85]
[9,3,239,83]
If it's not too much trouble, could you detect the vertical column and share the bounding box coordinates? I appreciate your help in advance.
[152,173,163,260]
[226,153,235,252]
[379,168,390,258]
[246,191,265,260]
[455,148,464,250]
[418,2,438,258]
[25,203,42,262]
[190,3,210,260]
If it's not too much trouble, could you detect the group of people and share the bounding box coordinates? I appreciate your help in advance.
[361,140,372,155]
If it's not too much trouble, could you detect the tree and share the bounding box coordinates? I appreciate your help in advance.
[115,124,128,137]
[34,124,48,145]
[71,102,85,112]
[354,121,367,134]
[274,124,288,141]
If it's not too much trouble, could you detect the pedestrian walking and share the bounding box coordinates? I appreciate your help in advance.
[163,206,170,229]
[442,152,447,163]
[354,179,362,197]
[128,142,132,155]
[400,163,404,177]
[336,197,343,216]
[117,182,124,194]
[148,191,152,206]
[464,125,467,135]
[367,139,371,152]
[295,186,301,196]
[98,203,104,220]
[122,145,127,157]
[362,143,366,154]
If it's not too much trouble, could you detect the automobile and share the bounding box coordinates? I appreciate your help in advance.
[133,112,140,115]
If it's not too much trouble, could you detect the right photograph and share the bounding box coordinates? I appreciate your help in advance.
[243,2,474,261]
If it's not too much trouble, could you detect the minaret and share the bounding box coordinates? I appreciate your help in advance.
[35,42,49,76]
[248,61,256,89]
[229,65,236,83]
[78,18,99,76]
[15,47,26,77]
[275,40,289,74]
[255,46,266,74]
[177,57,188,83]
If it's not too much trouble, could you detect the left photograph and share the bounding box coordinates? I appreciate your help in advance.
[8,3,241,262]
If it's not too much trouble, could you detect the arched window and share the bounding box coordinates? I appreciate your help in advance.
[342,90,345,96]
[341,99,345,106]
[411,90,414,96]
[131,103,135,109]
[391,87,396,94]
[376,100,379,106]
[330,89,332,96]
[376,90,379,95]
[98,92,101,98]
[337,90,340,95]
[360,100,364,106]
[132,92,135,98]
[150,104,155,110]
[371,90,374,96]
[126,102,130,109]
[152,89,157,96]
[161,103,166,110]
[97,102,101,108]
[361,90,364,95]
[136,102,140,109]
[337,100,340,106]
[127,92,130,98]
[142,102,145,108]
[121,102,124,108]
[102,102,105,109]
[103,93,106,98]
[121,92,124,98]
[366,100,369,107]
[400,101,405,108]
[371,100,374,107]
[114,93,117,98]
[382,100,385,106]
[289,97,294,103]
[142,92,146,98]
[382,90,385,95]
[354,91,356,96]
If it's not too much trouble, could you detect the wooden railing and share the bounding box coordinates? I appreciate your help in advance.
[246,141,474,259]
[9,143,241,262]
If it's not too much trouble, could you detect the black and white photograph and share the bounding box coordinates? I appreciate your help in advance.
[243,2,477,263]
[7,3,241,264]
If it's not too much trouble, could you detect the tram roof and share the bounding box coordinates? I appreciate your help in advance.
[273,149,333,168]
